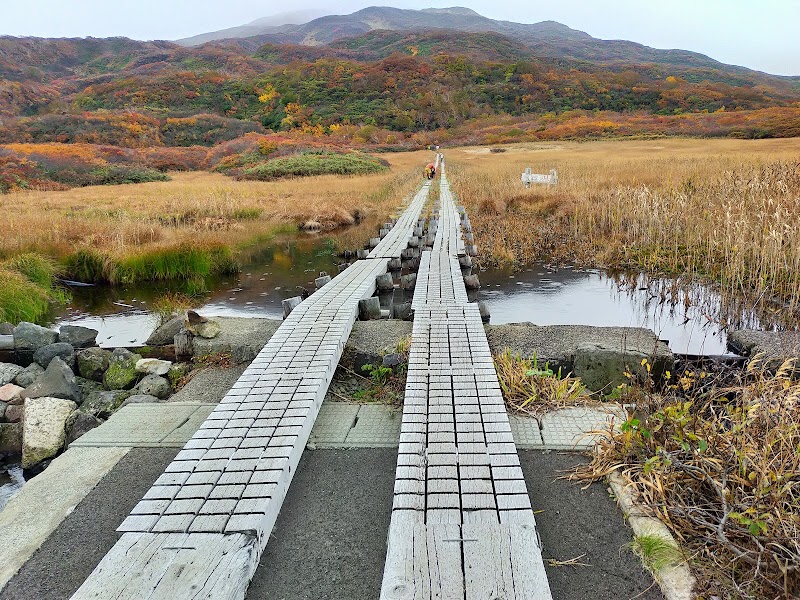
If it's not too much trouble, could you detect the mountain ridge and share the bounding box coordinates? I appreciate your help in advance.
[175,5,786,78]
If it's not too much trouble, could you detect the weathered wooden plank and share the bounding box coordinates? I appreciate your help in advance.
[70,532,258,600]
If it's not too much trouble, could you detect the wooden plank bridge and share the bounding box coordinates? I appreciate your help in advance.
[70,160,552,599]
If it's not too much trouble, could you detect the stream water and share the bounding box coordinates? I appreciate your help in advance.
[0,461,25,512]
[50,235,773,356]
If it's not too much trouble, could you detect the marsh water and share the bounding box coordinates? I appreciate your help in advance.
[0,462,25,512]
[50,232,774,356]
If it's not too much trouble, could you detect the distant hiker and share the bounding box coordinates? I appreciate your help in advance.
[425,163,436,179]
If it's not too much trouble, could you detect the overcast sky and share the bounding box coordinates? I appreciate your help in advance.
[3,0,799,75]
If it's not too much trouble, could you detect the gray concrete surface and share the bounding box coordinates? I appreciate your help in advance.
[727,329,800,365]
[0,447,129,589]
[168,365,247,403]
[0,448,661,600]
[523,452,663,600]
[191,317,282,364]
[0,448,177,600]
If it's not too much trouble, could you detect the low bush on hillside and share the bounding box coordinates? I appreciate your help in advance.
[0,144,169,192]
[227,150,388,181]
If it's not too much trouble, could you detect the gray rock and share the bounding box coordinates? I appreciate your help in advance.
[13,363,44,388]
[77,347,112,382]
[119,394,161,409]
[135,358,172,376]
[0,401,5,420]
[65,411,102,445]
[0,322,14,335]
[485,323,674,393]
[0,363,24,386]
[75,377,104,397]
[382,353,404,369]
[0,422,22,454]
[0,383,23,403]
[192,317,281,365]
[189,320,221,340]
[145,316,184,346]
[344,320,413,373]
[58,325,98,348]
[5,404,23,423]
[33,342,76,369]
[727,329,800,370]
[80,390,130,419]
[103,349,142,390]
[21,357,81,403]
[13,322,58,354]
[135,375,171,400]
[21,397,77,468]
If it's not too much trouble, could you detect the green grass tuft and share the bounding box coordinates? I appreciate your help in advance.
[630,534,684,573]
[0,269,52,324]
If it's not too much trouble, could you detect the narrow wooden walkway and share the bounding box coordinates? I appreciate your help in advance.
[381,162,553,599]
[70,184,430,600]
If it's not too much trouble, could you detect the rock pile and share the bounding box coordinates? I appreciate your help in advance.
[0,321,184,469]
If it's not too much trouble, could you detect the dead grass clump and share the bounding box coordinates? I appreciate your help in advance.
[573,358,800,599]
[447,138,800,315]
[494,349,592,419]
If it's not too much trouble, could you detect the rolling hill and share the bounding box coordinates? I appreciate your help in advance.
[0,7,799,155]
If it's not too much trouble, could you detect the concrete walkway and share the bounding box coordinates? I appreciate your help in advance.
[0,415,661,600]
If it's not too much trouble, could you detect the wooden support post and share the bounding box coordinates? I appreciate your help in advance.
[282,296,302,318]
[174,329,193,360]
[359,297,382,321]
[376,273,395,293]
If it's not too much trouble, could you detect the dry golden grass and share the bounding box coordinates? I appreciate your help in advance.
[0,150,431,262]
[446,138,800,314]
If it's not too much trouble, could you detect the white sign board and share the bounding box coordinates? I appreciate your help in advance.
[521,168,558,187]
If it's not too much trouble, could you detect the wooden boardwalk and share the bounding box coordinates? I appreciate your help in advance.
[70,185,430,600]
[380,163,553,599]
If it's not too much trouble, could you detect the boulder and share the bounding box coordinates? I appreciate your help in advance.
[75,377,104,397]
[80,390,130,419]
[382,353,404,369]
[13,322,58,354]
[21,397,77,468]
[0,363,23,386]
[135,375,171,400]
[13,363,44,388]
[189,320,221,340]
[135,358,172,376]
[21,357,81,403]
[65,411,102,445]
[0,383,24,403]
[0,422,22,454]
[33,342,76,369]
[120,394,160,409]
[58,325,98,348]
[0,401,5,420]
[5,404,23,423]
[77,347,112,382]
[103,349,142,390]
[145,316,184,346]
